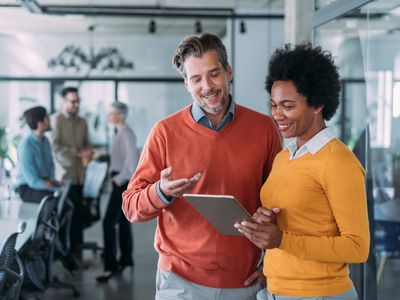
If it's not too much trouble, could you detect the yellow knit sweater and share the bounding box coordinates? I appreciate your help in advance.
[261,138,370,297]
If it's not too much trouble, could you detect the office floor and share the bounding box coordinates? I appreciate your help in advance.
[377,258,400,299]
[42,189,158,300]
[39,189,400,300]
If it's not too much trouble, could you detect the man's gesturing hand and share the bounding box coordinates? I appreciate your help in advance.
[159,167,202,198]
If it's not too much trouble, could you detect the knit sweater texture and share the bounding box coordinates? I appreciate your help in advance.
[122,104,282,288]
[261,138,370,297]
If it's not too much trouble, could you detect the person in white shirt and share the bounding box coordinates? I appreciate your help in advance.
[96,101,139,282]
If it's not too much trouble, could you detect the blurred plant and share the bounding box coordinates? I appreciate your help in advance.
[0,127,16,173]
[0,127,10,160]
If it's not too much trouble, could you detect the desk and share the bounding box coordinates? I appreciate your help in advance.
[0,199,39,251]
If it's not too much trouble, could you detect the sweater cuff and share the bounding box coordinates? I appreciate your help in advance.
[156,181,175,205]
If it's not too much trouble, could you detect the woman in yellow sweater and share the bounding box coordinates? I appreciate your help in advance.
[235,44,370,300]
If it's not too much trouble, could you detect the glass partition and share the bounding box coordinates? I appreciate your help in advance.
[315,0,400,299]
[117,82,189,148]
[0,81,50,161]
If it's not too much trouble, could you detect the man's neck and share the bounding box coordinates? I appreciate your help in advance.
[64,111,77,118]
[116,122,125,130]
[33,129,44,138]
[205,99,231,128]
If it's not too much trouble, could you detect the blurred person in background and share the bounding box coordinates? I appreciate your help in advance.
[17,106,59,203]
[96,101,138,283]
[51,86,94,265]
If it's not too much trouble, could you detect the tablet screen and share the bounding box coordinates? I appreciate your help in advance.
[183,194,252,236]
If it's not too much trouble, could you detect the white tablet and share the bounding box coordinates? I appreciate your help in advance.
[183,194,253,236]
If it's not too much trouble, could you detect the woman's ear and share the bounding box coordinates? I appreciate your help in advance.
[314,105,324,114]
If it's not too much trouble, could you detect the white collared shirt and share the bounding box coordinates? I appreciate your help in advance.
[287,127,336,160]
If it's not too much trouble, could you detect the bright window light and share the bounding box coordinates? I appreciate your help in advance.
[393,83,400,118]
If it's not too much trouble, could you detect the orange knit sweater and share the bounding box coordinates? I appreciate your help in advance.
[122,104,281,288]
[261,139,370,297]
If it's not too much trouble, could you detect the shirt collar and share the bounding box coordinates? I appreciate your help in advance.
[288,127,336,157]
[191,96,235,123]
[62,110,78,119]
[29,131,45,142]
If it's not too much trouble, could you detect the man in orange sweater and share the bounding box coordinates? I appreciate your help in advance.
[122,33,281,299]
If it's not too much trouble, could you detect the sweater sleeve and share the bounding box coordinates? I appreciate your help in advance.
[122,125,169,222]
[279,151,370,263]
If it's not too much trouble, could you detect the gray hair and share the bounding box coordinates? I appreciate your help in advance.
[172,33,229,78]
[111,101,128,118]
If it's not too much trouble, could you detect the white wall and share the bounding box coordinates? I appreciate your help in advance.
[0,20,284,147]
[233,19,284,114]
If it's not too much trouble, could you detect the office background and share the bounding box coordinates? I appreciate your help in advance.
[0,0,399,299]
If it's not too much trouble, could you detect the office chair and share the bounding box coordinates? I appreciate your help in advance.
[375,220,400,283]
[20,194,80,299]
[52,180,81,297]
[82,160,108,255]
[373,163,392,203]
[54,179,73,258]
[0,221,25,300]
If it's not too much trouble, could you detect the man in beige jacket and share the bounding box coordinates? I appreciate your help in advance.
[51,86,94,265]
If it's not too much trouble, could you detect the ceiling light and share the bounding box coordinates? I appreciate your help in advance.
[195,20,202,34]
[240,20,246,34]
[149,20,156,34]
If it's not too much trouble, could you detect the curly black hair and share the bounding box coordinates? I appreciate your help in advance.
[265,43,341,121]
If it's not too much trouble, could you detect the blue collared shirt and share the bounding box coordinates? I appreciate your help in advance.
[156,99,236,204]
[16,132,57,191]
[191,99,235,131]
[287,127,336,160]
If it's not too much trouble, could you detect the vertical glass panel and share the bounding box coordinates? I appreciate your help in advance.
[117,82,189,148]
[315,0,400,299]
[0,81,50,189]
[0,81,50,160]
[315,7,367,145]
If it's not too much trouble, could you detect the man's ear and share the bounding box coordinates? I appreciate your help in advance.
[184,77,189,90]
[227,64,233,82]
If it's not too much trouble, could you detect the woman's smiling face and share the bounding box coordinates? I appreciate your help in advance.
[270,80,324,147]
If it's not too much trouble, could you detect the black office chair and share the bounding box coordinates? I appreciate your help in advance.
[373,163,392,203]
[20,194,80,299]
[82,160,108,254]
[0,221,26,300]
[20,195,57,297]
[54,179,73,259]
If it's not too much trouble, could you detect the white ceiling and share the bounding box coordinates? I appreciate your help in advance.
[0,0,283,35]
